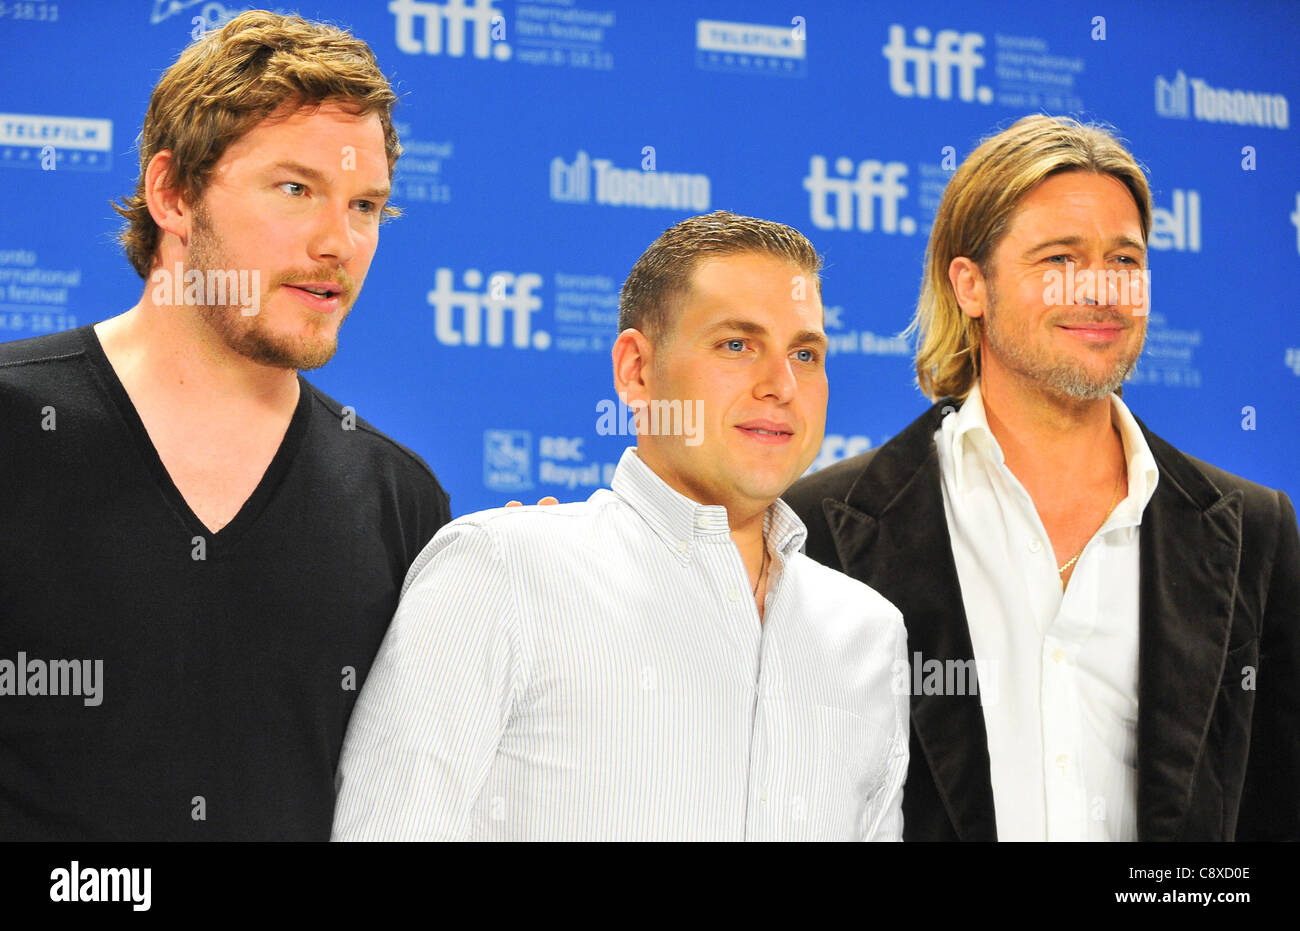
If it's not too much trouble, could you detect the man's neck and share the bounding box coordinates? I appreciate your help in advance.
[629,448,771,590]
[95,296,299,415]
[978,367,1123,495]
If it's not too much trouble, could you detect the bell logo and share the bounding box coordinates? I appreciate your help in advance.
[804,156,914,234]
[1148,189,1201,253]
[882,25,992,103]
[427,269,549,349]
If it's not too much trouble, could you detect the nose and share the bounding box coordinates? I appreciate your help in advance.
[754,352,797,404]
[308,200,357,267]
[1080,254,1119,307]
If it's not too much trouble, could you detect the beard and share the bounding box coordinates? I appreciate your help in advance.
[186,205,357,371]
[983,284,1145,401]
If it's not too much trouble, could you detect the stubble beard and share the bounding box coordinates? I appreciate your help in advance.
[983,285,1145,402]
[186,206,353,371]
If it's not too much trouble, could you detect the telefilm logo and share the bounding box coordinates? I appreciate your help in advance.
[390,0,510,60]
[550,150,712,211]
[1156,70,1289,129]
[0,113,113,172]
[882,24,993,103]
[695,18,807,76]
[427,268,549,349]
[804,156,915,234]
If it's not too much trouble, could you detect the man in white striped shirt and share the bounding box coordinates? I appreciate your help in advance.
[332,211,908,841]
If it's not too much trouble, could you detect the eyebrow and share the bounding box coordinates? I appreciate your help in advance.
[1022,235,1145,259]
[270,160,390,201]
[703,318,828,350]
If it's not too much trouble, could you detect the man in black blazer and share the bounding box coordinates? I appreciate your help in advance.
[785,115,1299,841]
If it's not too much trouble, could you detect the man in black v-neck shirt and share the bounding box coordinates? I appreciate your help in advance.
[0,13,450,840]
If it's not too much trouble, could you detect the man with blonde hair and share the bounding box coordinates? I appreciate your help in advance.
[786,115,1299,841]
[0,11,449,839]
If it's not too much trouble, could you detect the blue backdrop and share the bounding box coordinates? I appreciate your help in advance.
[2,0,1297,514]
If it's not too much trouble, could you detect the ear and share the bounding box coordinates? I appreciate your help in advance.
[948,256,989,320]
[612,327,655,407]
[143,150,194,247]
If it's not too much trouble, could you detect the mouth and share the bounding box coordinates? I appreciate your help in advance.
[284,282,344,313]
[1057,320,1127,343]
[735,420,795,445]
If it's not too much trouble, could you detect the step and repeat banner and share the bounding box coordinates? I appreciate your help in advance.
[2,0,1297,514]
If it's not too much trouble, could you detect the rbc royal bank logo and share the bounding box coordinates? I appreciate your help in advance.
[484,430,532,492]
[390,0,510,60]
[804,156,915,234]
[428,268,549,349]
[882,24,992,103]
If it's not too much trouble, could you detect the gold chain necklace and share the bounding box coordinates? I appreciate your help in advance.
[1057,468,1125,579]
[752,537,770,598]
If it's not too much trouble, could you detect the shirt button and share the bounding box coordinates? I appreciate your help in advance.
[1056,754,1069,770]
[760,788,769,803]
[677,541,688,555]
[1051,648,1065,664]
[728,589,740,603]
[1028,539,1043,553]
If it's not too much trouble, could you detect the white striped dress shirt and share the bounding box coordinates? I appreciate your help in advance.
[333,447,908,841]
[936,381,1159,841]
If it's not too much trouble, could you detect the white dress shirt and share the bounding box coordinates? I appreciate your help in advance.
[935,381,1159,841]
[333,447,908,841]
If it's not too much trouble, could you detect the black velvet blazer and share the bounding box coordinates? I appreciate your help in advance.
[784,399,1299,841]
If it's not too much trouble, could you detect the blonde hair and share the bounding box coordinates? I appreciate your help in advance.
[113,10,401,279]
[907,115,1152,400]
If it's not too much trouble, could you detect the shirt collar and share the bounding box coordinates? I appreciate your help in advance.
[946,381,1160,525]
[610,447,808,560]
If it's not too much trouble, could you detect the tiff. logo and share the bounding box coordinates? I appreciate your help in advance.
[427,269,549,349]
[804,156,913,234]
[390,0,510,60]
[882,24,992,103]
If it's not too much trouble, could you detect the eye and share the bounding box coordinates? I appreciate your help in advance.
[793,348,819,363]
[1114,255,1140,265]
[1045,254,1070,264]
[722,338,747,353]
[278,181,307,197]
[354,199,377,214]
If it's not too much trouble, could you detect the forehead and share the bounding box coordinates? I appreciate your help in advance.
[216,100,387,170]
[1005,171,1141,237]
[673,252,823,336]
[687,253,816,302]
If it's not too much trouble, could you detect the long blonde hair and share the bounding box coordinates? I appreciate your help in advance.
[907,115,1152,400]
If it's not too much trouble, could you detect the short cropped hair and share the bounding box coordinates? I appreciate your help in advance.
[907,115,1152,400]
[619,210,822,343]
[113,10,402,279]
